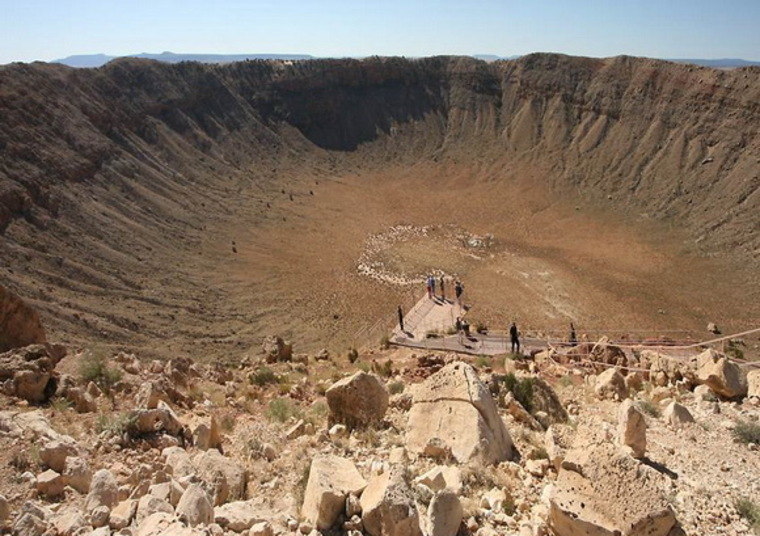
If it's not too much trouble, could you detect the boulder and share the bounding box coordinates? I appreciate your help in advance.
[414,466,462,494]
[503,391,543,431]
[109,500,137,530]
[64,387,97,413]
[214,500,267,532]
[427,489,462,536]
[662,402,695,426]
[530,377,568,425]
[696,350,747,399]
[361,468,421,536]
[0,344,65,402]
[193,416,221,450]
[193,449,247,505]
[13,513,48,536]
[617,400,646,458]
[594,368,627,400]
[90,506,110,528]
[36,469,65,498]
[0,285,46,352]
[52,509,89,536]
[748,370,760,399]
[39,439,78,472]
[136,495,173,523]
[547,430,677,536]
[249,521,273,536]
[149,480,184,507]
[129,403,183,437]
[480,487,507,511]
[86,470,119,513]
[261,336,292,363]
[63,456,92,493]
[176,484,213,527]
[162,447,195,480]
[643,350,696,387]
[406,362,513,464]
[544,424,573,471]
[0,494,8,522]
[301,455,367,530]
[326,372,389,428]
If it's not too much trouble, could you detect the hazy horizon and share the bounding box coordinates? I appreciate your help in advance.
[1,0,759,65]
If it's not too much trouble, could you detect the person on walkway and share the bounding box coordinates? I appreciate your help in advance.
[455,316,463,343]
[430,275,436,298]
[426,276,433,299]
[510,322,520,354]
[455,280,463,303]
[440,276,446,301]
[569,322,577,345]
[398,305,404,333]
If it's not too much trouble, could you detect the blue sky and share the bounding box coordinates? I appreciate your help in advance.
[1,0,758,64]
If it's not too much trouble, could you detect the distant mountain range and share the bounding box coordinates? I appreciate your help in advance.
[53,51,314,68]
[50,51,760,69]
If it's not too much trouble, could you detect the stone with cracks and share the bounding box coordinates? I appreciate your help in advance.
[86,469,119,513]
[427,489,462,536]
[301,454,367,530]
[36,469,65,498]
[414,466,462,494]
[0,344,65,403]
[39,439,78,473]
[547,429,677,536]
[696,350,747,399]
[360,468,422,536]
[0,285,46,352]
[214,500,267,532]
[406,362,513,464]
[618,399,646,458]
[63,456,92,493]
[662,402,695,426]
[594,368,627,400]
[193,448,247,505]
[748,370,760,399]
[326,371,389,428]
[175,484,214,527]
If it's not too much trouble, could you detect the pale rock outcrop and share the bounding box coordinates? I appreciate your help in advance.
[406,362,513,464]
[545,424,574,471]
[0,344,65,402]
[547,429,677,536]
[643,350,696,387]
[360,468,422,536]
[193,416,221,450]
[129,402,183,437]
[503,392,543,431]
[617,400,646,458]
[0,285,46,352]
[175,484,213,527]
[696,350,747,399]
[326,372,389,428]
[136,495,173,523]
[262,336,292,363]
[748,370,760,400]
[662,402,695,426]
[64,387,97,413]
[63,456,92,493]
[414,466,462,494]
[249,521,273,536]
[530,377,568,425]
[594,368,627,400]
[86,470,119,513]
[109,500,137,529]
[480,487,508,511]
[301,455,367,530]
[427,489,462,536]
[90,506,110,528]
[36,469,65,498]
[52,509,89,536]
[214,500,267,532]
[193,449,247,505]
[39,439,78,473]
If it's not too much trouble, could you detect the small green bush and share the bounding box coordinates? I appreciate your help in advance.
[267,398,301,423]
[475,355,491,369]
[372,359,393,378]
[502,373,535,413]
[733,420,760,445]
[736,497,760,534]
[357,361,371,373]
[50,397,73,412]
[250,367,278,386]
[379,335,390,350]
[347,348,359,363]
[636,399,661,418]
[557,376,573,388]
[80,348,122,393]
[388,381,405,395]
[526,447,549,460]
[96,413,131,436]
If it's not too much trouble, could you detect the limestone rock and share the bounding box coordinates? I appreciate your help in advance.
[65,387,97,413]
[52,509,89,536]
[86,470,119,513]
[547,431,677,536]
[748,370,760,399]
[109,500,137,530]
[326,372,389,428]
[696,350,747,399]
[136,495,173,523]
[193,416,221,450]
[129,403,183,437]
[406,362,513,464]
[90,506,110,528]
[40,439,78,473]
[544,424,573,471]
[360,468,422,536]
[503,391,543,431]
[36,469,65,498]
[618,399,646,458]
[414,466,462,494]
[301,455,367,530]
[214,500,266,532]
[0,285,46,352]
[427,489,462,536]
[249,521,273,536]
[662,402,695,426]
[530,377,568,425]
[0,344,65,402]
[193,449,247,505]
[63,456,92,493]
[594,368,627,400]
[176,484,213,527]
[262,336,292,363]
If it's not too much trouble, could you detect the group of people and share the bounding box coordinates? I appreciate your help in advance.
[426,275,463,303]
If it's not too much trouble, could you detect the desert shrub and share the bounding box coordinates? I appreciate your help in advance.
[557,376,573,388]
[357,361,371,373]
[725,339,745,361]
[356,427,381,448]
[347,348,359,363]
[733,420,760,445]
[80,348,122,393]
[372,359,393,378]
[220,412,236,432]
[445,326,457,335]
[736,497,760,534]
[475,355,491,369]
[250,367,278,386]
[306,401,329,425]
[50,397,73,412]
[315,382,328,396]
[475,321,488,334]
[501,373,535,413]
[379,335,390,350]
[636,399,661,418]
[267,398,301,423]
[388,381,405,395]
[95,413,132,435]
[425,330,440,339]
[526,447,549,460]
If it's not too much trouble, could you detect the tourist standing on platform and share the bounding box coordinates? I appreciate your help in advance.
[426,276,433,299]
[398,305,405,333]
[569,322,577,344]
[440,276,446,301]
[455,280,464,303]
